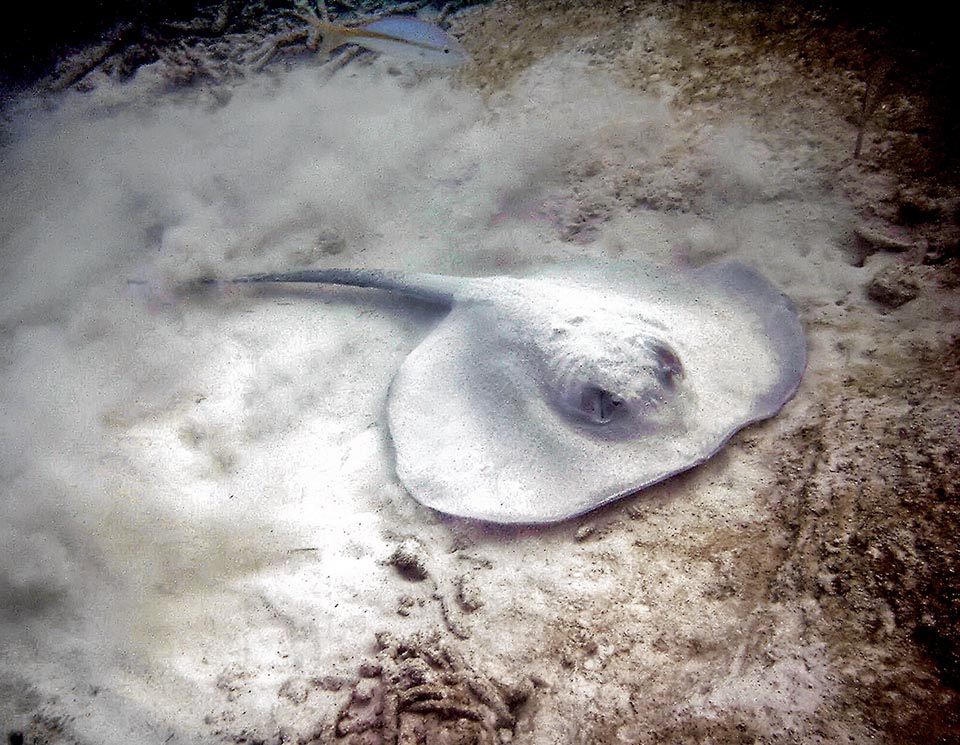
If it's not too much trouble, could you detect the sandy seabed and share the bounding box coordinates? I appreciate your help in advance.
[2,1,959,743]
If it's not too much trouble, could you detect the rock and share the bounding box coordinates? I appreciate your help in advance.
[574,524,595,542]
[396,595,419,616]
[866,265,921,309]
[387,539,430,582]
[923,235,960,265]
[352,678,378,703]
[315,674,349,692]
[896,187,943,224]
[278,677,311,705]
[854,224,927,260]
[455,573,484,613]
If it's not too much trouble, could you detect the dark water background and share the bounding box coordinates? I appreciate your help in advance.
[1,1,954,88]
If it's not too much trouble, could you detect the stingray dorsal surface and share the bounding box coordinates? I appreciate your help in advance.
[386,260,805,523]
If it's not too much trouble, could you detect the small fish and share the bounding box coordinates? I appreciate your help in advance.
[303,14,469,66]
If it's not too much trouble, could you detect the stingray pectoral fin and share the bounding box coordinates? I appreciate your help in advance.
[692,262,806,420]
[387,307,540,521]
[386,307,705,524]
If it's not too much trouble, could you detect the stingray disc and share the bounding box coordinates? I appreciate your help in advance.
[386,260,804,523]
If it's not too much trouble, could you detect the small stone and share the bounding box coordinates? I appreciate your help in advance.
[358,661,382,678]
[574,525,595,542]
[854,224,926,255]
[314,674,349,691]
[455,573,484,613]
[352,678,378,703]
[923,234,960,265]
[388,539,430,581]
[897,188,943,224]
[278,677,311,705]
[397,595,417,616]
[529,673,551,689]
[866,265,921,309]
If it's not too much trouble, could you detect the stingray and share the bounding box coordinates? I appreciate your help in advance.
[201,260,804,523]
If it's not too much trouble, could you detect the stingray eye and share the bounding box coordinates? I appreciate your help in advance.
[580,385,624,424]
[651,342,683,389]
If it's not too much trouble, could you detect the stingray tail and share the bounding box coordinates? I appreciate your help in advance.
[127,275,227,312]
[229,268,461,306]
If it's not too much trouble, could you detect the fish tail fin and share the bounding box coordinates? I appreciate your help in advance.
[298,14,352,57]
